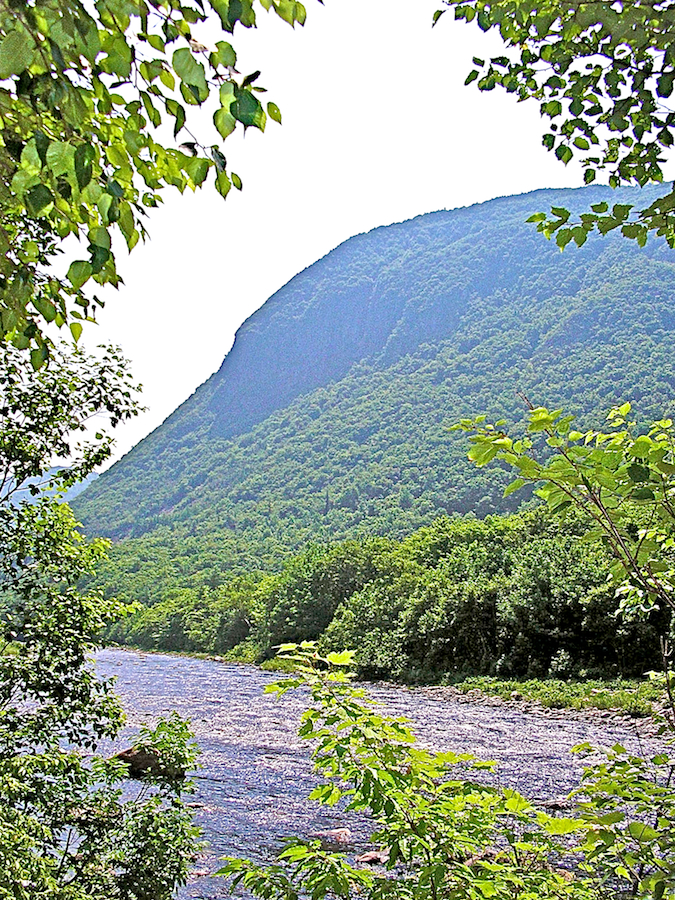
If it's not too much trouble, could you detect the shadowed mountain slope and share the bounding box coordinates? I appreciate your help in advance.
[75,184,675,603]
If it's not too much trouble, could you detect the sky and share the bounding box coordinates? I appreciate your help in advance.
[89,0,587,464]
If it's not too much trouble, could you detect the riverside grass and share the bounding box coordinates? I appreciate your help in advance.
[450,675,668,717]
[259,651,668,718]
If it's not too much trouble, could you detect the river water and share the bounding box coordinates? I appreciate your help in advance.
[97,648,659,900]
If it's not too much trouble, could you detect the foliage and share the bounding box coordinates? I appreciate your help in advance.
[572,740,675,896]
[0,343,200,898]
[110,511,668,682]
[73,185,675,597]
[109,573,260,652]
[218,645,675,900]
[454,401,675,620]
[436,0,675,249]
[0,340,141,499]
[322,513,668,681]
[259,539,393,650]
[0,0,309,360]
[452,674,667,717]
[0,498,201,899]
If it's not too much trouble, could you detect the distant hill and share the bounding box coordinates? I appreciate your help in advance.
[75,184,675,604]
[12,471,98,505]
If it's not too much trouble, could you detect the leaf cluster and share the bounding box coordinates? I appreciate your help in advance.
[109,511,669,682]
[0,343,200,899]
[0,0,309,360]
[0,340,141,502]
[436,0,675,247]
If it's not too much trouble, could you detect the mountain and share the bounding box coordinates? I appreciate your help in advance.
[74,184,675,604]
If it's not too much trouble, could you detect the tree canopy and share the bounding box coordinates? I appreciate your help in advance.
[0,0,309,363]
[436,0,675,249]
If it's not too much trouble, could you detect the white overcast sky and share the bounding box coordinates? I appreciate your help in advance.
[89,0,589,464]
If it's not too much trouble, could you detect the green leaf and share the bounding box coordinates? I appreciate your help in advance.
[141,91,161,127]
[612,204,632,221]
[32,296,57,323]
[0,31,34,79]
[657,71,675,98]
[211,41,237,68]
[74,145,95,190]
[540,816,582,835]
[215,170,231,198]
[159,67,175,90]
[67,260,93,290]
[326,650,355,666]
[25,185,54,215]
[267,101,282,124]
[627,822,659,843]
[475,882,498,897]
[184,156,210,186]
[172,48,208,94]
[166,99,186,137]
[88,227,111,250]
[231,89,266,130]
[147,34,165,52]
[46,142,76,177]
[556,228,573,250]
[626,463,650,483]
[595,811,625,825]
[70,321,83,342]
[503,477,527,497]
[550,206,571,221]
[468,442,498,466]
[30,345,48,370]
[630,435,652,458]
[214,107,237,139]
[211,146,227,173]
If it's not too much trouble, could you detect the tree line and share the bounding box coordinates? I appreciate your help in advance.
[110,509,669,682]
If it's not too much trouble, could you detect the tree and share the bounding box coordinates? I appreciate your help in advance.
[0,340,141,498]
[453,401,675,625]
[435,0,675,249]
[0,345,200,899]
[0,0,310,363]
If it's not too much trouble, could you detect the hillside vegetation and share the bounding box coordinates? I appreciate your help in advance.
[109,511,668,684]
[75,184,675,604]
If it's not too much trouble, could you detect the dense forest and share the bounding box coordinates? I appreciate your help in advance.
[109,510,668,681]
[75,184,675,607]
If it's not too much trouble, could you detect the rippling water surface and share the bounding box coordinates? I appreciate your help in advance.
[97,648,657,899]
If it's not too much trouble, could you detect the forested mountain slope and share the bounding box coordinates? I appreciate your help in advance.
[75,184,675,603]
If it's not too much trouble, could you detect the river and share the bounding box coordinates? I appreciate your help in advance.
[97,648,659,900]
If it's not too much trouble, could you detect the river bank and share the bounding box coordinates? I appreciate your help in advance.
[97,648,665,900]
